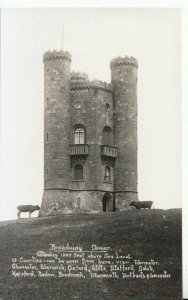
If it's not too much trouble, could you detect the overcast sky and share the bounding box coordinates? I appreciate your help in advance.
[0,7,181,220]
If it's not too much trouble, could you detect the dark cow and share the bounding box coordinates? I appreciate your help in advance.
[130,201,153,210]
[17,205,40,219]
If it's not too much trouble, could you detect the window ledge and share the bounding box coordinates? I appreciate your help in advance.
[72,180,85,182]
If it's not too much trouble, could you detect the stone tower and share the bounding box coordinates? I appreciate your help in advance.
[41,50,71,214]
[111,57,138,210]
[40,50,138,216]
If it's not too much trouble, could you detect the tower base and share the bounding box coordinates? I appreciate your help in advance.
[40,190,106,216]
[114,191,138,211]
[39,189,138,216]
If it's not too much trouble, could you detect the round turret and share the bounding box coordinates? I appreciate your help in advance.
[111,55,138,210]
[41,49,72,216]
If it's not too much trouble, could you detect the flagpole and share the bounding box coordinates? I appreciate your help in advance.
[62,24,64,51]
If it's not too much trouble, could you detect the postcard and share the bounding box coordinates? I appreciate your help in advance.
[0,5,183,300]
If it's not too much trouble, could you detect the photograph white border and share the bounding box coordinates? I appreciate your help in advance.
[0,0,187,298]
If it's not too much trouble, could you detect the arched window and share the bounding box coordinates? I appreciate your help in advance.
[105,103,110,112]
[104,166,111,182]
[74,126,85,144]
[103,126,112,146]
[74,165,83,181]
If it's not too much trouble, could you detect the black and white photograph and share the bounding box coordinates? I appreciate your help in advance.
[0,2,186,299]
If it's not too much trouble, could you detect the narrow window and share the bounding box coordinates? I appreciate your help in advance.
[104,166,111,182]
[74,165,83,181]
[105,103,110,125]
[46,133,49,142]
[46,168,49,180]
[46,97,49,107]
[74,127,85,144]
[103,126,112,146]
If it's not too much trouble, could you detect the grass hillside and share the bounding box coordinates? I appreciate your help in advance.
[0,209,181,300]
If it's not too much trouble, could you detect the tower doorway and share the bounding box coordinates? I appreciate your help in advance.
[102,193,114,212]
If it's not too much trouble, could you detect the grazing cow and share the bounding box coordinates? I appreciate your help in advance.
[130,201,153,210]
[17,205,40,219]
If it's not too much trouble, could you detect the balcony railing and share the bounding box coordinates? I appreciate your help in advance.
[101,145,118,158]
[69,144,89,156]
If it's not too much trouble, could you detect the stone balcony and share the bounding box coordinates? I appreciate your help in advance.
[69,144,89,156]
[101,145,118,159]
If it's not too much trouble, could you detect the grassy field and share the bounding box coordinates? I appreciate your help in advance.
[0,209,181,300]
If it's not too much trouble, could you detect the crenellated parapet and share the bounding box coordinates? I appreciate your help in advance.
[71,79,113,94]
[43,50,72,63]
[110,56,138,69]
[71,71,89,82]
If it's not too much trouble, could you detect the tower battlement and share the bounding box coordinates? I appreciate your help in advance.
[110,56,138,69]
[43,50,71,63]
[70,79,113,93]
[71,71,89,82]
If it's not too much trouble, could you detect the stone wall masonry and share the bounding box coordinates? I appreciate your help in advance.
[70,87,114,192]
[114,191,138,211]
[71,71,89,82]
